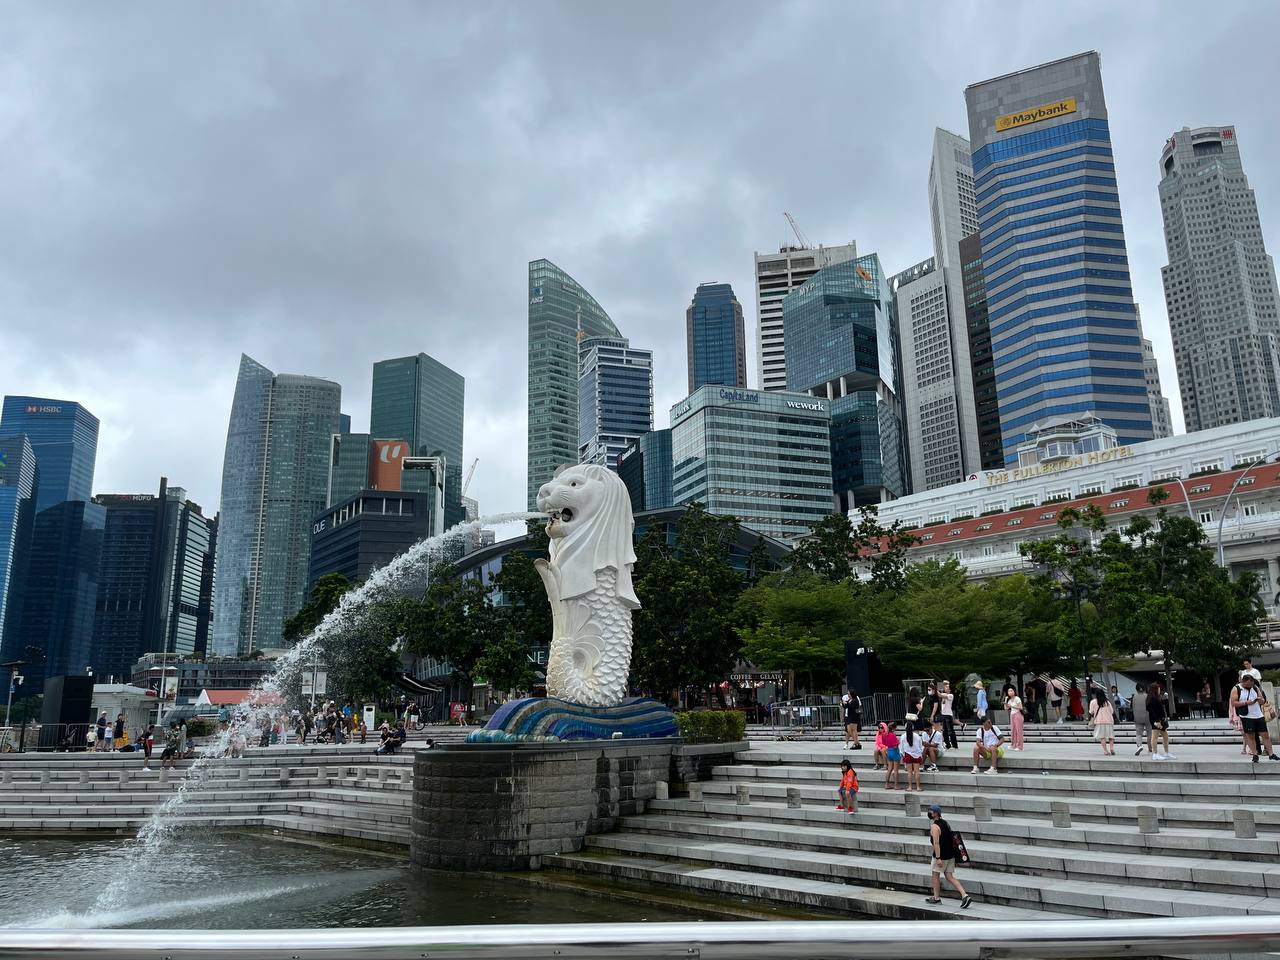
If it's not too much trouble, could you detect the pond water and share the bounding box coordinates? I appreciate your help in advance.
[0,834,704,929]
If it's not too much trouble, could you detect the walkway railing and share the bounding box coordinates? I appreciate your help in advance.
[3,916,1280,958]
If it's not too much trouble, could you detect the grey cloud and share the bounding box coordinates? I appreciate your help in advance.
[1,1,1277,516]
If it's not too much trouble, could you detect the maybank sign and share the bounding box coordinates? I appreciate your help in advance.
[995,97,1077,133]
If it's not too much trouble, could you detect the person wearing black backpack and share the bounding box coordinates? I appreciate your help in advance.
[924,804,972,909]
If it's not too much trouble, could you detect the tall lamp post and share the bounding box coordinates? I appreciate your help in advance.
[1215,453,1280,567]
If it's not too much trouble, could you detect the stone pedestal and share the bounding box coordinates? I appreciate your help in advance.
[411,739,676,871]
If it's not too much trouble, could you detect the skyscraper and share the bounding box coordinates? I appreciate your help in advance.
[754,242,858,392]
[527,259,622,507]
[965,52,1153,464]
[959,232,1004,470]
[927,128,984,477]
[91,480,216,681]
[0,396,99,514]
[783,253,905,510]
[1143,337,1174,439]
[686,283,747,392]
[327,432,373,506]
[211,355,341,656]
[892,258,964,491]
[671,386,832,539]
[618,429,673,514]
[370,353,465,527]
[577,336,654,470]
[1159,125,1280,431]
[0,435,38,646]
[7,499,105,691]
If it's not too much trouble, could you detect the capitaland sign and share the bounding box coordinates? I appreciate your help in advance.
[718,388,759,404]
[982,445,1133,486]
[786,399,825,412]
[995,97,1077,133]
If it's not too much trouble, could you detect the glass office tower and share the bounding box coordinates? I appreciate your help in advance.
[0,396,99,514]
[671,386,832,540]
[527,259,622,507]
[0,435,38,648]
[8,499,105,691]
[212,355,341,656]
[965,52,1153,464]
[783,254,905,510]
[619,429,673,513]
[686,283,747,392]
[370,353,465,527]
[578,336,654,470]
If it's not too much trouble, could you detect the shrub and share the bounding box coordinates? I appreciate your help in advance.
[675,710,747,744]
[185,717,218,738]
[1110,483,1140,492]
[950,514,973,522]
[1188,467,1222,478]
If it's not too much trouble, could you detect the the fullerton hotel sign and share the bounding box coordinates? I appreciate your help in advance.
[982,446,1135,487]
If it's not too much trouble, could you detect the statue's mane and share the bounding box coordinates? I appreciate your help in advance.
[548,465,639,607]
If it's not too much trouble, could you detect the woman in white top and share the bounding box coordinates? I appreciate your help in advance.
[1004,685,1025,751]
[1088,690,1116,756]
[900,723,926,791]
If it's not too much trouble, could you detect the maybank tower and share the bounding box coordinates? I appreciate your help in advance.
[965,52,1153,466]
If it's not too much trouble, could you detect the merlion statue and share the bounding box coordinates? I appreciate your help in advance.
[534,463,640,707]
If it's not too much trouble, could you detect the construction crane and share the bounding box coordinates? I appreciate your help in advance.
[784,211,812,250]
[461,457,479,497]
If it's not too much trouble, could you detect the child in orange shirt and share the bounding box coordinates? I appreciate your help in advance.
[837,759,859,812]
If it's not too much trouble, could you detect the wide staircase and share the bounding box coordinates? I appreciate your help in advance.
[0,746,415,850]
[748,719,1240,745]
[546,730,1280,923]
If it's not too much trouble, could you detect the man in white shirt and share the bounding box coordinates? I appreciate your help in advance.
[923,719,945,772]
[970,717,1004,775]
[1241,659,1262,683]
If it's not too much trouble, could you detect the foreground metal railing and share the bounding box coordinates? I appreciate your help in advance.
[4,917,1280,959]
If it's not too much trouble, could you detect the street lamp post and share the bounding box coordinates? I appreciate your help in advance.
[1168,477,1196,521]
[1215,454,1278,567]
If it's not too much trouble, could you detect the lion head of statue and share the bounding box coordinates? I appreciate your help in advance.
[536,463,639,607]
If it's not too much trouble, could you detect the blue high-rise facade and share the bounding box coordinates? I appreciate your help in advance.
[0,396,99,514]
[370,353,465,529]
[783,254,905,511]
[0,436,38,648]
[9,500,106,691]
[618,429,673,513]
[212,355,342,655]
[965,52,1153,464]
[686,283,747,393]
[577,337,654,471]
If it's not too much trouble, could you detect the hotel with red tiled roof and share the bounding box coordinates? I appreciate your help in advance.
[872,416,1280,608]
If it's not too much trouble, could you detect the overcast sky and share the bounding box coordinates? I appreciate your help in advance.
[3,1,1278,519]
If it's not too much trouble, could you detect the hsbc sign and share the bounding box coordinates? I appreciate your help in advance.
[25,404,62,414]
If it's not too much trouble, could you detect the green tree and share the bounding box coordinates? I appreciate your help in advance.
[872,559,1033,678]
[283,573,354,644]
[630,503,746,706]
[491,522,552,650]
[786,508,917,588]
[736,571,859,693]
[393,567,499,688]
[475,622,539,694]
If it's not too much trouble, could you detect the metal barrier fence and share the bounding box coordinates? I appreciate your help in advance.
[768,694,906,732]
[3,916,1280,958]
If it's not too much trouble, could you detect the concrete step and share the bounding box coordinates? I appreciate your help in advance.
[544,850,1070,922]
[259,813,409,848]
[645,798,1280,862]
[580,831,1280,919]
[694,779,1278,832]
[616,811,1276,895]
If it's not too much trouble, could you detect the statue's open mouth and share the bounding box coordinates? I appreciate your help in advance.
[549,507,574,523]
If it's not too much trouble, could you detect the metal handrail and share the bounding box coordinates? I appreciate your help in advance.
[5,916,1280,958]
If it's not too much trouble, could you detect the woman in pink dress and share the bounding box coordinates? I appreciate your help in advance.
[1004,685,1025,750]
